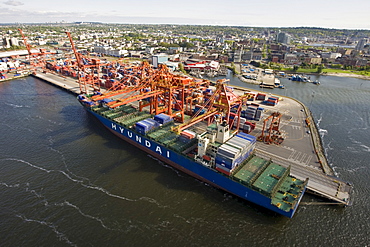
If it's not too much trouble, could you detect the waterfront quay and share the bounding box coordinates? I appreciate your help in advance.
[32,72,352,206]
[232,86,352,205]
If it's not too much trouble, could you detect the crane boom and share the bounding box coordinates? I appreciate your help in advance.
[18,29,32,55]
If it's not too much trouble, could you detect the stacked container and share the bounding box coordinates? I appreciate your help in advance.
[233,116,247,127]
[255,107,264,121]
[242,121,256,133]
[245,105,258,120]
[247,92,256,101]
[179,130,196,143]
[256,93,266,101]
[215,133,256,175]
[243,121,256,133]
[135,118,160,135]
[264,96,279,106]
[154,113,173,125]
[100,98,114,107]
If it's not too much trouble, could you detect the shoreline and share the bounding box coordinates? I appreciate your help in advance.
[284,71,370,81]
[233,71,370,87]
[322,72,370,80]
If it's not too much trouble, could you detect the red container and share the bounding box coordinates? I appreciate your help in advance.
[216,167,231,176]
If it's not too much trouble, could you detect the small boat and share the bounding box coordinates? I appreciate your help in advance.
[313,80,320,85]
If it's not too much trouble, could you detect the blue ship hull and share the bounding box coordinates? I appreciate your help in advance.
[87,108,305,218]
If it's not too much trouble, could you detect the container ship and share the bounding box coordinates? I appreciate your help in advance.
[75,61,308,218]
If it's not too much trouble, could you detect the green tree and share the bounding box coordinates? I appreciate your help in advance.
[178,63,186,74]
[228,62,238,75]
[179,42,195,48]
[317,65,323,73]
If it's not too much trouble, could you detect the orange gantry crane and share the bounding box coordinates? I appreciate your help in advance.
[173,79,247,133]
[18,29,53,74]
[65,31,101,94]
[88,61,213,124]
[63,35,247,133]
[258,111,284,144]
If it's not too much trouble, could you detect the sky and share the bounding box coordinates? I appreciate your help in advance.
[1,0,370,30]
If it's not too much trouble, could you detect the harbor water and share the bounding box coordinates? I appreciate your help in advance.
[0,75,369,246]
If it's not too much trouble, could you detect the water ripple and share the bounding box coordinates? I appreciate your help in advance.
[0,182,20,188]
[59,201,120,231]
[1,181,123,232]
[1,158,168,209]
[16,214,77,247]
[4,102,30,108]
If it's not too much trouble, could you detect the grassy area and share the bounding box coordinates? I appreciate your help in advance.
[283,68,370,77]
[322,69,370,77]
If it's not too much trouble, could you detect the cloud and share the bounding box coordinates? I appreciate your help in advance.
[3,0,24,6]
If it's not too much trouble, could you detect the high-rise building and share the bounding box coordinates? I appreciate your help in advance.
[3,37,11,48]
[276,32,291,44]
[2,37,19,48]
[355,38,367,51]
[216,35,224,43]
[10,37,19,46]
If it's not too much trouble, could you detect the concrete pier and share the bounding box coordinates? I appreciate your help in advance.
[231,86,352,205]
[32,72,84,95]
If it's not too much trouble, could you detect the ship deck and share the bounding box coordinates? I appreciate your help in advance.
[232,155,306,212]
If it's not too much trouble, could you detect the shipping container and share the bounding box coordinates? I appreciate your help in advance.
[218,146,240,159]
[181,129,196,139]
[215,154,235,169]
[144,118,160,128]
[256,93,266,100]
[226,139,245,151]
[243,124,251,133]
[215,165,231,176]
[135,122,151,135]
[236,132,257,144]
[154,113,173,124]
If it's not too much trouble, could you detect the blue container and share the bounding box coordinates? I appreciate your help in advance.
[215,155,235,169]
[193,107,205,115]
[100,98,114,105]
[144,118,160,128]
[135,125,149,135]
[236,132,257,144]
[154,113,173,124]
[268,97,278,101]
[135,120,156,134]
[136,121,151,130]
[218,148,239,159]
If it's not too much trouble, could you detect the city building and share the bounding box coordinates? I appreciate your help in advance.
[276,32,291,44]
[355,38,367,51]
